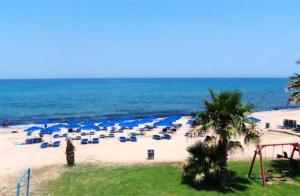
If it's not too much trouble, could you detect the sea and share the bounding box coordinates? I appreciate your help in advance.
[0,78,296,125]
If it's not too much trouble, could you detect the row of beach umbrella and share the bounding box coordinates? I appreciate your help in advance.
[25,115,161,135]
[153,116,181,127]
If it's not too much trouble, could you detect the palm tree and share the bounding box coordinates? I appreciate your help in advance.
[183,89,259,186]
[287,61,300,103]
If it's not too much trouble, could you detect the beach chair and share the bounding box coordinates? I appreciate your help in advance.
[89,131,95,135]
[152,135,161,140]
[40,142,48,148]
[130,136,137,142]
[81,132,87,136]
[119,126,125,131]
[164,134,171,139]
[62,133,68,137]
[92,138,99,144]
[109,133,115,138]
[146,125,154,130]
[119,136,127,142]
[81,138,88,144]
[52,141,61,147]
[99,134,106,138]
[139,127,145,131]
[53,133,59,138]
[162,127,169,133]
[25,139,31,144]
[75,135,81,140]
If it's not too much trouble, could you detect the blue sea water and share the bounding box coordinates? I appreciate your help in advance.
[0,78,294,125]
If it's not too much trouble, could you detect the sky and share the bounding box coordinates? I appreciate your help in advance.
[0,0,299,79]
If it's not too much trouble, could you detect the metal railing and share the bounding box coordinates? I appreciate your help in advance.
[16,168,31,196]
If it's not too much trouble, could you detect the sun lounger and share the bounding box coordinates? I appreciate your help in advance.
[53,133,59,138]
[52,141,61,147]
[89,131,95,135]
[130,136,137,142]
[99,134,106,138]
[40,142,48,148]
[25,138,42,144]
[81,138,88,144]
[119,136,127,142]
[109,133,115,138]
[152,135,161,140]
[162,127,171,133]
[81,132,87,136]
[145,125,154,129]
[173,124,182,128]
[62,133,68,137]
[92,138,99,143]
[75,135,81,140]
[163,134,171,139]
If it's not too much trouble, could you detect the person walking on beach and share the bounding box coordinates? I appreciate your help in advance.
[66,138,75,166]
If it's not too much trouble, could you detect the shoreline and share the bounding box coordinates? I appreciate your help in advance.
[2,107,300,128]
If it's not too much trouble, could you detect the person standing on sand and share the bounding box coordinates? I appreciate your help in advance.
[2,120,8,128]
[66,138,75,166]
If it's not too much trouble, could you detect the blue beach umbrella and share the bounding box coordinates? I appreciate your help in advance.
[66,123,80,129]
[120,121,136,128]
[41,126,61,134]
[24,126,43,132]
[52,124,67,128]
[187,119,194,125]
[82,121,95,126]
[81,124,99,130]
[38,119,52,125]
[154,120,172,127]
[144,115,156,122]
[96,117,107,123]
[245,116,261,123]
[100,121,115,127]
[69,120,81,124]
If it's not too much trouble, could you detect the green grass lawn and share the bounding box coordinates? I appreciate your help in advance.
[41,161,300,195]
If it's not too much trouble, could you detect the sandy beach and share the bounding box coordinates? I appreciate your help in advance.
[1,109,300,190]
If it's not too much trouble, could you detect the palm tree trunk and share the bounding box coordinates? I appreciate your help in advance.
[217,138,228,185]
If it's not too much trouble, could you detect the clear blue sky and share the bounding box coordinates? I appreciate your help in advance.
[0,0,299,79]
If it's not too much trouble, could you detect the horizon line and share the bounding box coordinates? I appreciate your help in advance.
[0,76,290,80]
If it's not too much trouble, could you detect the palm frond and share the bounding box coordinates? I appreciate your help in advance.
[244,130,260,145]
[227,141,243,153]
[287,73,300,90]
